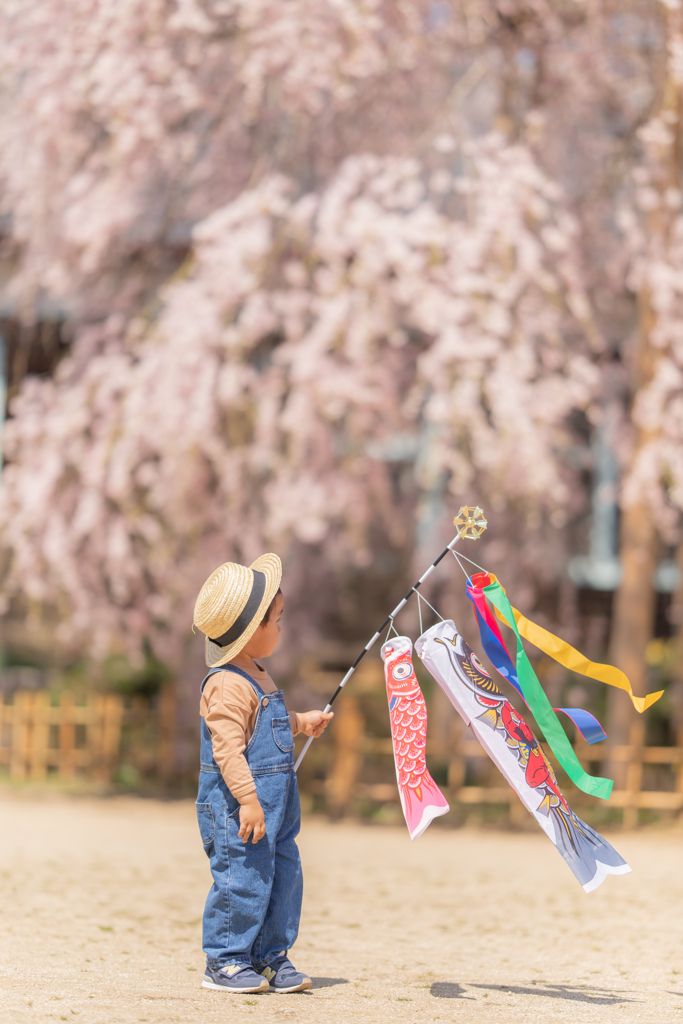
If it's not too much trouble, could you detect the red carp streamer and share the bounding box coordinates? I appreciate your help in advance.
[381,636,449,840]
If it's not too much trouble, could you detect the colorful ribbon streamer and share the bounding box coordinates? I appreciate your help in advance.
[466,580,607,745]
[468,573,613,800]
[470,572,664,713]
[503,602,663,715]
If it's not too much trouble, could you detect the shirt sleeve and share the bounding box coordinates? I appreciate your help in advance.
[202,672,258,803]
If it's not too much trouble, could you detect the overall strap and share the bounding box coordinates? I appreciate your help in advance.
[200,667,225,694]
[200,663,267,698]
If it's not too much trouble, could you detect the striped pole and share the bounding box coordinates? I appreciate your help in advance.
[294,531,468,773]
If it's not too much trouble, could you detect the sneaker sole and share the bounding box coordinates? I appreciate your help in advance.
[269,978,313,993]
[202,979,269,993]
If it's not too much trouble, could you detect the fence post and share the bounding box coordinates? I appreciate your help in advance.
[30,691,50,781]
[0,695,8,771]
[325,693,363,818]
[623,720,645,828]
[447,719,466,792]
[59,691,76,781]
[10,692,29,780]
[101,694,123,782]
[677,727,683,810]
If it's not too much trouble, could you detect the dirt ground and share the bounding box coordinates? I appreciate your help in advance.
[1,790,682,1024]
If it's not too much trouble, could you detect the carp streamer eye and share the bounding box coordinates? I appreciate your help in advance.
[471,652,490,678]
[392,662,412,681]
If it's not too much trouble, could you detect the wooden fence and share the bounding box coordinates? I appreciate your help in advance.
[298,661,683,828]
[317,712,683,828]
[1,680,682,827]
[0,689,176,784]
[441,720,683,828]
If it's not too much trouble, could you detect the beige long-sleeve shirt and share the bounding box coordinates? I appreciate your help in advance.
[200,666,300,803]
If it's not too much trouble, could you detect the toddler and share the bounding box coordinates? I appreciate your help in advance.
[193,553,332,994]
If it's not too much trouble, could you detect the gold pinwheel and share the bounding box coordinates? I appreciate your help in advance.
[454,506,488,540]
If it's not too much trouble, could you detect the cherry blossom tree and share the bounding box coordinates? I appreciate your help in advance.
[0,0,680,729]
[0,140,598,667]
[0,0,471,318]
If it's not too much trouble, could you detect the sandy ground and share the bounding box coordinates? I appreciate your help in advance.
[0,791,682,1024]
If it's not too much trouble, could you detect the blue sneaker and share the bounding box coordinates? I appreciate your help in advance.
[202,963,269,993]
[257,953,312,993]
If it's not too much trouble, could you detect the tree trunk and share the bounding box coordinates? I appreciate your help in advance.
[669,543,683,735]
[607,3,682,794]
[607,500,657,788]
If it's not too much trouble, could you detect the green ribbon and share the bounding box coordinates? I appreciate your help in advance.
[483,578,613,801]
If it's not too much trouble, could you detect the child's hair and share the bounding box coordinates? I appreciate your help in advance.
[261,587,282,625]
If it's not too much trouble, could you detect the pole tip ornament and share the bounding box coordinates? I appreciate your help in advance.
[454,506,488,540]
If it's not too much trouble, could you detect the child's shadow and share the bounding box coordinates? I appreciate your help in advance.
[430,982,636,1005]
[311,977,349,989]
[430,983,474,1000]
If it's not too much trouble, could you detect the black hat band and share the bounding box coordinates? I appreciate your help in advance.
[209,569,267,648]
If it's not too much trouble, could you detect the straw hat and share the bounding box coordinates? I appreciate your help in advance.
[193,553,282,667]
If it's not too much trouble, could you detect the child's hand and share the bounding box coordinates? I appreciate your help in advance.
[238,797,266,844]
[297,710,334,738]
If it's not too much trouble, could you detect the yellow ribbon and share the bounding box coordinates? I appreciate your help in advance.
[490,599,663,714]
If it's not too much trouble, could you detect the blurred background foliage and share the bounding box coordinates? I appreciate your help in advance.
[0,0,683,818]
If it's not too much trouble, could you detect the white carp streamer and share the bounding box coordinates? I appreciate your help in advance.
[417,620,631,892]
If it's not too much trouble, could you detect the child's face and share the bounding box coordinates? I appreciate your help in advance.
[242,593,284,660]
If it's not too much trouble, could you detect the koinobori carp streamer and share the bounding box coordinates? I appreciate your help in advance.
[416,620,631,892]
[381,636,449,840]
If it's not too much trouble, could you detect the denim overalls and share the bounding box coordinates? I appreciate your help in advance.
[196,666,303,969]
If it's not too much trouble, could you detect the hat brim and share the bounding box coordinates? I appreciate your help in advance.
[204,553,282,668]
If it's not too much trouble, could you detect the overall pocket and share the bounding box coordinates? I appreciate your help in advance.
[272,716,294,753]
[195,802,215,848]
